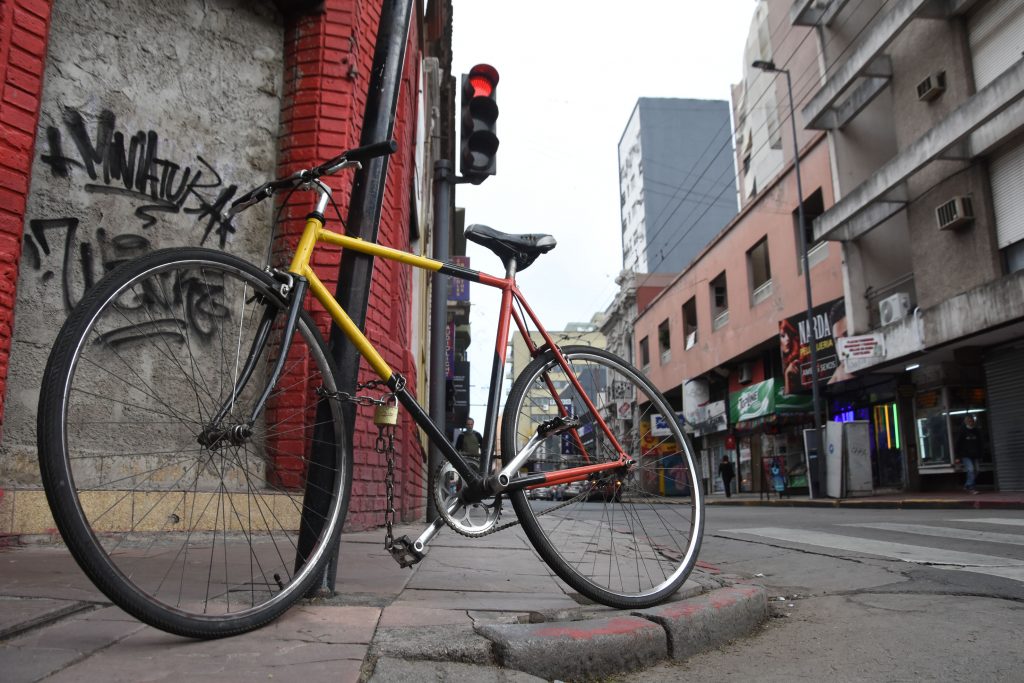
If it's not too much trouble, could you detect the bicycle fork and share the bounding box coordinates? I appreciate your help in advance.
[196,271,308,450]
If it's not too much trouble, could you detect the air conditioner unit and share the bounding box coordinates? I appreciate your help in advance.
[879,293,911,326]
[916,71,946,101]
[738,362,753,384]
[936,195,974,230]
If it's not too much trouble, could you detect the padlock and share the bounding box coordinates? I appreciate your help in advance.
[373,398,399,426]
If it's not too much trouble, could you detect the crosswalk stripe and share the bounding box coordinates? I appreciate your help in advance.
[722,527,1024,580]
[842,522,1024,547]
[949,518,1024,527]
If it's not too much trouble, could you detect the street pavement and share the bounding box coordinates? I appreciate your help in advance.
[612,500,1024,681]
[2,489,1022,682]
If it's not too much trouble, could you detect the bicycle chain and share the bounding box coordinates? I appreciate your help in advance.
[319,379,596,542]
[434,465,590,538]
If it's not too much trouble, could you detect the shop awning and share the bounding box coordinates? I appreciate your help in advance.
[730,378,813,431]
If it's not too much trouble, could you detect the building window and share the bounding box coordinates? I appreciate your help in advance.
[710,272,728,331]
[658,319,671,364]
[639,336,650,369]
[682,297,698,349]
[748,237,773,305]
[794,188,827,273]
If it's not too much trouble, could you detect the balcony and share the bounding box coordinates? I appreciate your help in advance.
[814,59,1024,242]
[799,0,983,131]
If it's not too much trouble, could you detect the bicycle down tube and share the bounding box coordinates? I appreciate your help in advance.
[284,210,629,501]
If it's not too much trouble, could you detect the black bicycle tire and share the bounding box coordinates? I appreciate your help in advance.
[37,247,352,638]
[502,345,704,609]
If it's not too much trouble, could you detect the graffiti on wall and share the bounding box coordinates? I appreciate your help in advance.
[25,107,242,339]
[38,107,238,246]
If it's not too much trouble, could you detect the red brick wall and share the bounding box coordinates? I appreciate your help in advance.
[0,0,51,437]
[0,0,426,528]
[276,0,425,530]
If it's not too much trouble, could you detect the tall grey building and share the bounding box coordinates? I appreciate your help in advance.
[618,98,738,273]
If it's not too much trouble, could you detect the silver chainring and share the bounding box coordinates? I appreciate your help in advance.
[433,462,503,537]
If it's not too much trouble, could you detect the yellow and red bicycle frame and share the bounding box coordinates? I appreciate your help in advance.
[288,213,631,495]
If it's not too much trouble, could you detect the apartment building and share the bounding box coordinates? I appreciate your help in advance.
[802,0,1024,491]
[507,320,605,471]
[618,98,738,274]
[633,0,847,496]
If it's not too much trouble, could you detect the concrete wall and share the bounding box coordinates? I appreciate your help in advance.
[1,0,283,482]
[888,14,1002,309]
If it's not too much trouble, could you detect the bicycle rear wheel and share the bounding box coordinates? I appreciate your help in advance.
[502,345,703,609]
[37,248,351,638]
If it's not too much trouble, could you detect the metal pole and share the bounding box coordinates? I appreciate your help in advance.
[784,68,825,499]
[427,160,453,521]
[308,0,414,593]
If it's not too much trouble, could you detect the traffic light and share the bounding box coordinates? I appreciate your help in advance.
[460,64,499,180]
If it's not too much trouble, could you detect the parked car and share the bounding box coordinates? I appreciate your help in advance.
[561,481,584,500]
[586,478,623,503]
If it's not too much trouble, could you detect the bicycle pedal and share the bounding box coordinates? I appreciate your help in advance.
[388,535,425,568]
[538,415,582,438]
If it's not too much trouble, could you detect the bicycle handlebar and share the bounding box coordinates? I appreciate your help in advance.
[228,139,397,216]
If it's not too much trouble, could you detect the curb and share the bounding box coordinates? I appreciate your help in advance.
[471,585,767,681]
[705,498,1024,510]
[477,615,667,681]
[633,585,768,660]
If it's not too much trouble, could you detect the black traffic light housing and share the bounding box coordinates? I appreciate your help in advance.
[460,64,499,181]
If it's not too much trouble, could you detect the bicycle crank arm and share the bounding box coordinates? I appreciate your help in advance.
[387,499,460,567]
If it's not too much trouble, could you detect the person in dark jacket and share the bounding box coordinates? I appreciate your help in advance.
[455,417,483,470]
[718,455,735,497]
[955,415,984,494]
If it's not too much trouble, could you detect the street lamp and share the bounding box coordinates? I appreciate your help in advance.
[752,59,825,499]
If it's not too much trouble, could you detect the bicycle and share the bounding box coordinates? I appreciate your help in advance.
[36,140,704,639]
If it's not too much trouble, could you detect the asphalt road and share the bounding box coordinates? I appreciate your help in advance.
[614,506,1024,682]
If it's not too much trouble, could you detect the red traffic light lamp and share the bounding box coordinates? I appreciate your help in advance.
[460,64,499,180]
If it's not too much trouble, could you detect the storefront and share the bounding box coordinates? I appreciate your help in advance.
[912,373,992,490]
[827,379,906,490]
[728,378,813,494]
[682,378,729,495]
[984,342,1024,490]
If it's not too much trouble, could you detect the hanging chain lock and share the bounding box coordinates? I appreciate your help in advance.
[373,395,399,429]
[372,394,399,552]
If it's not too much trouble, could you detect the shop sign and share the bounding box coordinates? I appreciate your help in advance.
[690,400,727,437]
[446,322,455,379]
[838,333,885,372]
[651,411,686,436]
[730,378,813,424]
[730,378,775,423]
[779,298,849,394]
[447,256,470,302]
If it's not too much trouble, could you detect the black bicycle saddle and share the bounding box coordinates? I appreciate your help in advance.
[465,224,556,271]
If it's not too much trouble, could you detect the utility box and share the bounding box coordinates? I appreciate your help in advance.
[825,421,873,498]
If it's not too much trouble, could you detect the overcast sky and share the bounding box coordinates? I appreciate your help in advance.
[449,1,758,413]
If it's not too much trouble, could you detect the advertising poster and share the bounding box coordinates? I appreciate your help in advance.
[779,297,851,395]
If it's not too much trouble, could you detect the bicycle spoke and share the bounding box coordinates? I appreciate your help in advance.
[41,253,349,635]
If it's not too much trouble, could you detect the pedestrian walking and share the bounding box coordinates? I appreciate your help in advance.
[718,455,735,497]
[455,417,483,471]
[955,415,984,494]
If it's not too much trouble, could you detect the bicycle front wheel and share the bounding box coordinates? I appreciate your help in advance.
[37,248,351,638]
[502,345,703,609]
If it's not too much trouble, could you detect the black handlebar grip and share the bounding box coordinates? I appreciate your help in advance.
[345,139,398,162]
[230,188,258,209]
